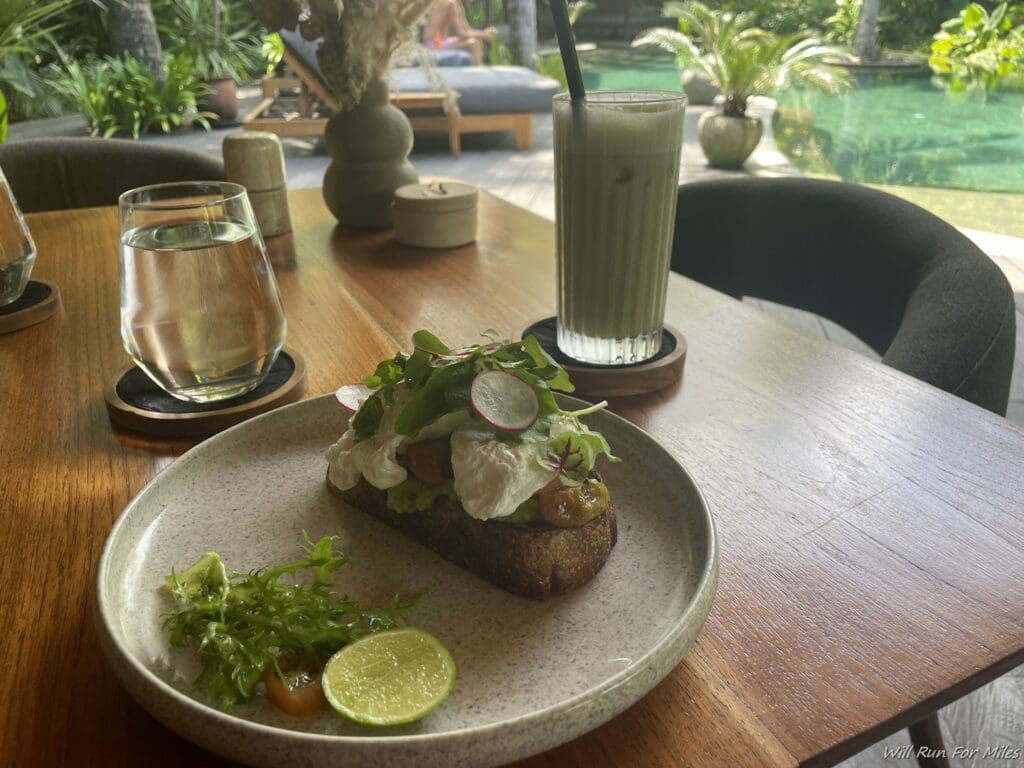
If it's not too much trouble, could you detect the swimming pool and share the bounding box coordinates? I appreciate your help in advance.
[580,47,1024,195]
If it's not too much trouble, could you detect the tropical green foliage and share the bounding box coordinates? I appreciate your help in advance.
[0,0,71,58]
[633,1,850,116]
[708,0,963,52]
[52,53,211,138]
[719,0,836,35]
[153,0,267,81]
[824,0,861,45]
[4,0,277,125]
[0,0,75,130]
[465,0,505,28]
[880,0,965,52]
[929,2,1024,90]
[261,32,285,74]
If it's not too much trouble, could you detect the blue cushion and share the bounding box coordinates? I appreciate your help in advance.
[390,66,560,114]
[406,49,473,67]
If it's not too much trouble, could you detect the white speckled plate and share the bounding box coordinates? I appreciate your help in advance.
[96,394,717,768]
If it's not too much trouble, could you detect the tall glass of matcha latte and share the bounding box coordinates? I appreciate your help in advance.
[554,91,685,365]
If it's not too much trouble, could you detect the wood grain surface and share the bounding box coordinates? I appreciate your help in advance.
[1,188,1022,768]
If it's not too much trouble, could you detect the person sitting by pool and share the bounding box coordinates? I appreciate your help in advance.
[423,0,496,66]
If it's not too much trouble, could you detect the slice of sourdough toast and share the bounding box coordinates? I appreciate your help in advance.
[327,473,617,601]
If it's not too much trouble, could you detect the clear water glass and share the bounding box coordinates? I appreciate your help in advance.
[554,91,686,365]
[119,181,287,403]
[0,167,37,307]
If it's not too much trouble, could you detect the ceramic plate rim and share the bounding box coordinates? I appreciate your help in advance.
[95,393,718,754]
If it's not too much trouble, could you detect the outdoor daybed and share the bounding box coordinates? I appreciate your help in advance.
[388,65,558,155]
[243,29,560,156]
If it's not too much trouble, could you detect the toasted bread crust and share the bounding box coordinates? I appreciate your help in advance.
[327,473,616,600]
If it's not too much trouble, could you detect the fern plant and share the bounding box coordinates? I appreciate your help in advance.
[633,1,850,116]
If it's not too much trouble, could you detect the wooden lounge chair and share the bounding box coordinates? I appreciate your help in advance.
[243,29,559,156]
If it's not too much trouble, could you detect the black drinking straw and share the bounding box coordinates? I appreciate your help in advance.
[549,0,586,102]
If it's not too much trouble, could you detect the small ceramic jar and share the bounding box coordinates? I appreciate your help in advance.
[222,131,292,237]
[392,182,478,248]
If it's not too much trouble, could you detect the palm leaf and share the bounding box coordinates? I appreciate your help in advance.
[632,27,701,64]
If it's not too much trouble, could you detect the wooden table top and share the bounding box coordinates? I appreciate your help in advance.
[2,188,1023,768]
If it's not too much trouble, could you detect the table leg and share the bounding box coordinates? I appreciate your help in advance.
[908,713,951,768]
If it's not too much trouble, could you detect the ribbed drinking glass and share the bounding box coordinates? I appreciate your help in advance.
[554,91,685,365]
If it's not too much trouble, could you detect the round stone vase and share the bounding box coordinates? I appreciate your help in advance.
[697,112,763,169]
[322,78,419,228]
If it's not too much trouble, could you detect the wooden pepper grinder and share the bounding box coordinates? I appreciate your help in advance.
[222,131,292,237]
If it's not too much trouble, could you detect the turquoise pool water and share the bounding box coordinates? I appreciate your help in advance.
[581,47,681,92]
[580,47,1024,194]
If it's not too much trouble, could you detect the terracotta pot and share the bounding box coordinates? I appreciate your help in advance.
[201,77,238,122]
[697,112,763,169]
[322,78,419,228]
[681,71,719,106]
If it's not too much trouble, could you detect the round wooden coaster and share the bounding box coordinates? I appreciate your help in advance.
[0,280,62,335]
[105,348,307,439]
[521,317,686,398]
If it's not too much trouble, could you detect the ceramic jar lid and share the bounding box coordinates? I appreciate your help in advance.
[222,132,287,191]
[392,181,478,249]
[394,182,478,214]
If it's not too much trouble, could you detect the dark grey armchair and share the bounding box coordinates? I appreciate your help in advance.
[671,177,1015,415]
[0,138,225,213]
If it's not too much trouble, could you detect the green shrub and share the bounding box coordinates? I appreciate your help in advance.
[716,0,836,35]
[824,0,860,45]
[719,0,963,51]
[54,53,211,138]
[1,58,71,122]
[929,2,1024,90]
[153,0,267,82]
[880,0,965,52]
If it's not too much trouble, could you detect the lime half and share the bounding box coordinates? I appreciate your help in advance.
[322,627,456,726]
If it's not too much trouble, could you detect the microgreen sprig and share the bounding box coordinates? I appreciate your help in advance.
[162,535,417,710]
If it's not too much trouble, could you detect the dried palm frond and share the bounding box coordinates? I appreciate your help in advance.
[259,0,437,110]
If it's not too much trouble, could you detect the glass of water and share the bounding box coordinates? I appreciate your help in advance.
[0,166,37,307]
[119,181,287,403]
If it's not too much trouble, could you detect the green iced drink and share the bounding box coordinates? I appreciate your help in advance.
[554,91,685,365]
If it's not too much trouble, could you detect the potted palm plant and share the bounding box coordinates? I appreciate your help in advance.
[634,2,849,168]
[156,0,266,121]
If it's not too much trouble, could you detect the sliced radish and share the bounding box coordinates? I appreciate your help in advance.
[335,383,374,413]
[470,370,539,432]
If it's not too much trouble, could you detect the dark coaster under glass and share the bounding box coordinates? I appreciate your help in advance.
[521,317,686,397]
[0,280,62,334]
[105,348,306,438]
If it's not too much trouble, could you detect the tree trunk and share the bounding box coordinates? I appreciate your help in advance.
[108,0,165,81]
[506,0,537,67]
[853,0,880,62]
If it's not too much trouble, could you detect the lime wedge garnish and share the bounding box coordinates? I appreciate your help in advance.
[322,627,456,726]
